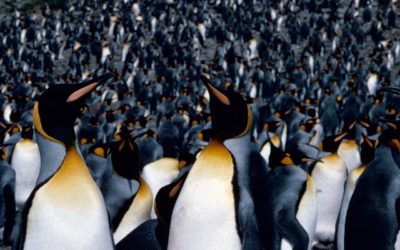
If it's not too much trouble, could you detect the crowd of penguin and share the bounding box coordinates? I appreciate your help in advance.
[1,0,400,249]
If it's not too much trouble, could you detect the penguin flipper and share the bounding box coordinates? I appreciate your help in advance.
[278,209,309,250]
[154,171,189,225]
[2,182,15,245]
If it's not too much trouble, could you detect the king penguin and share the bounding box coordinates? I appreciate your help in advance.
[336,134,376,250]
[108,128,153,245]
[345,120,400,250]
[13,73,116,250]
[344,86,400,249]
[168,75,250,250]
[11,125,40,210]
[141,157,180,219]
[337,121,361,173]
[258,142,317,250]
[312,133,348,245]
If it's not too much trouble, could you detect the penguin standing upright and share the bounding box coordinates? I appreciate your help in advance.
[258,142,317,250]
[13,73,116,250]
[336,134,376,250]
[345,122,400,250]
[168,75,250,250]
[344,86,400,249]
[107,128,153,244]
[11,125,40,210]
[312,133,348,245]
[337,122,361,173]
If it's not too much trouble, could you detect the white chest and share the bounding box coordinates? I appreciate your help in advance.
[168,143,241,250]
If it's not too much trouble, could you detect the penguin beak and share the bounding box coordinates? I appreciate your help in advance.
[334,132,348,142]
[378,118,398,130]
[66,72,116,103]
[380,86,400,96]
[361,134,374,148]
[200,74,230,105]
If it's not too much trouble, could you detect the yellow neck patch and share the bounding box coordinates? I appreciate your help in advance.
[236,106,252,138]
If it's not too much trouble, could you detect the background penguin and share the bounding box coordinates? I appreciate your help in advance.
[10,125,40,210]
[259,117,286,165]
[312,133,348,247]
[137,130,164,169]
[256,143,317,250]
[344,96,400,250]
[85,142,111,188]
[336,134,376,250]
[168,75,248,250]
[337,121,361,173]
[108,128,153,244]
[141,157,180,219]
[0,146,16,247]
[13,73,115,250]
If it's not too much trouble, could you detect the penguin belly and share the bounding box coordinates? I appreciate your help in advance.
[281,176,317,250]
[11,139,41,210]
[337,140,361,173]
[168,141,241,250]
[336,165,366,250]
[113,179,153,244]
[141,158,179,219]
[312,154,347,243]
[23,147,113,250]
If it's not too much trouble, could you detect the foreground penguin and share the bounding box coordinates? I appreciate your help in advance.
[345,114,400,249]
[336,134,376,250]
[258,143,317,250]
[168,75,250,250]
[312,133,348,245]
[11,125,40,210]
[13,73,116,250]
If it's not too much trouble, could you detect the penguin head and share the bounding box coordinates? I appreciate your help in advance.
[33,73,115,145]
[21,125,34,140]
[360,134,377,165]
[377,118,400,152]
[319,132,348,153]
[110,127,140,180]
[200,74,250,140]
[269,141,294,168]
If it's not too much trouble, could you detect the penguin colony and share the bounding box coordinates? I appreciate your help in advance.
[1,0,400,249]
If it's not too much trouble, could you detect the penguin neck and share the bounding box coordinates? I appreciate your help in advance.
[224,129,252,161]
[36,132,67,185]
